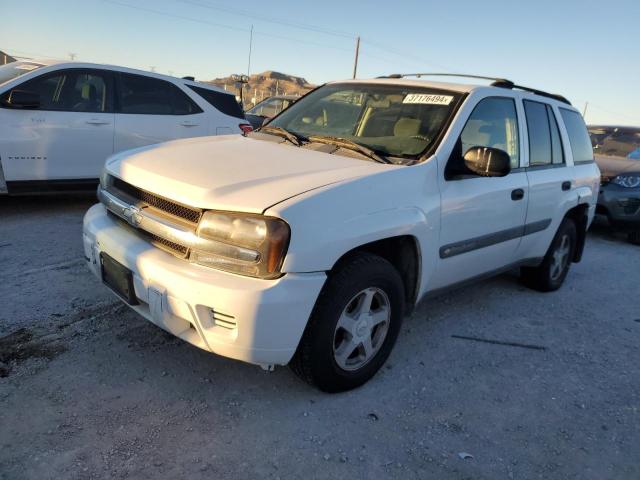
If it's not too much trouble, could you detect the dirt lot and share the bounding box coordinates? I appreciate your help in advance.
[1,195,638,480]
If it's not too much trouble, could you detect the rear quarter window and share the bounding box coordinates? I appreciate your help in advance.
[187,85,244,119]
[560,109,594,163]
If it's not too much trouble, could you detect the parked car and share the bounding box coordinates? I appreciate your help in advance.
[0,60,251,195]
[83,74,599,392]
[244,94,298,129]
[589,125,640,244]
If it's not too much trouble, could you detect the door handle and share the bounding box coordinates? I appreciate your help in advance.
[86,119,110,125]
[180,121,199,127]
[561,181,572,191]
[511,188,525,201]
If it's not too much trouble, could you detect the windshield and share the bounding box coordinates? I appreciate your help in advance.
[0,62,45,86]
[248,97,295,117]
[589,126,640,160]
[267,83,461,161]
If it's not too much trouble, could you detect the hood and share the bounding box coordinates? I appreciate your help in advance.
[105,135,389,213]
[595,154,640,178]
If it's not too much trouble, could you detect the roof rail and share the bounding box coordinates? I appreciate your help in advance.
[496,81,571,105]
[379,72,512,83]
[378,73,571,105]
[182,76,195,81]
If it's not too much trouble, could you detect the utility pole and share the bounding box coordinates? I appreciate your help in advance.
[582,101,589,119]
[352,36,360,79]
[247,24,254,77]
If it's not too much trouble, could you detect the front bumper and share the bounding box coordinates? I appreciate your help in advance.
[83,204,326,366]
[597,183,640,228]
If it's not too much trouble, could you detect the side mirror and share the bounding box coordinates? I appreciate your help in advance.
[5,89,41,109]
[463,146,511,177]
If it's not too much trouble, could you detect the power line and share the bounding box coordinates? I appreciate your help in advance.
[175,0,354,39]
[177,0,453,73]
[100,0,354,53]
[360,39,455,73]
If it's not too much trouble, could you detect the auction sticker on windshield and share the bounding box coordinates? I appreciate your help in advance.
[403,93,453,105]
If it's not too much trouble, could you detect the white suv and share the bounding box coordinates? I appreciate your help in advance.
[83,74,600,392]
[0,60,251,195]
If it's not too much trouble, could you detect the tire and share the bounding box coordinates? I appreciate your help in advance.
[628,230,640,245]
[520,218,577,292]
[290,252,405,393]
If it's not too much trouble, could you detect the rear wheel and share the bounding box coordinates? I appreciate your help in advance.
[290,253,405,393]
[521,218,577,292]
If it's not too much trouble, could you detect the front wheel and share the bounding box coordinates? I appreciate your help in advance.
[290,253,405,393]
[520,218,577,292]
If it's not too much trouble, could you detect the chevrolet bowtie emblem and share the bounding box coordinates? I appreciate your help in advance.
[122,205,143,228]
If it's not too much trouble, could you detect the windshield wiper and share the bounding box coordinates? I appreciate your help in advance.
[259,126,306,147]
[307,135,391,164]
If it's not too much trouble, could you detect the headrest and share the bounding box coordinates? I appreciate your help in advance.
[394,117,421,137]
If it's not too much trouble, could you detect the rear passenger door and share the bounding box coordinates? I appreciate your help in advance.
[516,100,575,260]
[114,72,207,152]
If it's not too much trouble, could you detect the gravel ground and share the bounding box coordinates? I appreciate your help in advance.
[0,195,639,480]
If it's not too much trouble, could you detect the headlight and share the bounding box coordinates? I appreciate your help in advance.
[612,174,640,188]
[190,211,290,279]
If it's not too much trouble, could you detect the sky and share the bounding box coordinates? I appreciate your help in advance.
[2,0,639,125]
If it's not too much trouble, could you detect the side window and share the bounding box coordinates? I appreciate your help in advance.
[524,100,552,166]
[560,109,594,163]
[449,96,519,177]
[117,73,202,115]
[548,106,564,164]
[187,85,244,119]
[523,101,565,166]
[18,73,67,110]
[6,69,111,112]
[67,72,109,112]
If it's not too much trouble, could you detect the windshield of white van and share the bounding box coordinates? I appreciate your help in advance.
[266,83,461,162]
[0,62,45,86]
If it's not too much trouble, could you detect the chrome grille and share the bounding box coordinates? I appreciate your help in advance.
[108,176,202,224]
[148,233,189,257]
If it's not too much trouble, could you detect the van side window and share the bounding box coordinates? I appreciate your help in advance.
[446,97,519,178]
[560,109,594,163]
[117,73,202,115]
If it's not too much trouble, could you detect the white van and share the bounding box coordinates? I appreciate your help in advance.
[0,60,251,194]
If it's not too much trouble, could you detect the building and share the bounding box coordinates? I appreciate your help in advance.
[0,51,16,65]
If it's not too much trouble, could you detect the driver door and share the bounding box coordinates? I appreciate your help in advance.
[431,96,529,289]
[0,68,114,183]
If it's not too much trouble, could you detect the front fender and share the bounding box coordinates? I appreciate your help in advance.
[265,161,441,289]
[284,205,430,273]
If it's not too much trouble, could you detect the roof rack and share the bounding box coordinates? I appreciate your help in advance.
[378,73,571,105]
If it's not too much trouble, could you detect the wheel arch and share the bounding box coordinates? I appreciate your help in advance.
[564,203,589,262]
[329,235,421,313]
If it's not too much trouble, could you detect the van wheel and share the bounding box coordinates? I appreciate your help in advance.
[520,218,577,292]
[628,230,640,245]
[290,253,405,393]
